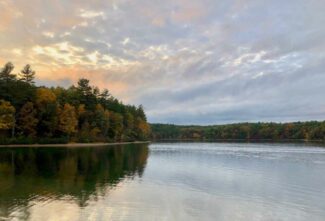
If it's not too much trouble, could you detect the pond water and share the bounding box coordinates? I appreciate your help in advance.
[0,142,325,221]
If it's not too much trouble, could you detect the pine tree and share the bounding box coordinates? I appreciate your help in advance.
[0,62,16,82]
[100,89,110,99]
[19,64,35,84]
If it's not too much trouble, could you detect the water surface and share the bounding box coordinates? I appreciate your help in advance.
[1,142,325,221]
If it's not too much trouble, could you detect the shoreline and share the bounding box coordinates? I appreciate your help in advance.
[0,141,151,148]
[152,139,325,144]
[1,139,324,148]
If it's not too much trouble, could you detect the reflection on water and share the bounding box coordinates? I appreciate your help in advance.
[1,142,325,221]
[0,144,149,220]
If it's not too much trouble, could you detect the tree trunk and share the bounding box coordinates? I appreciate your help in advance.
[11,117,16,138]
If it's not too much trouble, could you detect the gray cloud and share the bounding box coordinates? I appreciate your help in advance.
[0,0,325,124]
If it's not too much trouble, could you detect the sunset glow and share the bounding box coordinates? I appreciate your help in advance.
[1,0,325,124]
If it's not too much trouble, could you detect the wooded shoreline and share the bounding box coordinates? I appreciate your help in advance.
[0,141,150,148]
[1,139,324,148]
[151,122,325,142]
[0,62,151,144]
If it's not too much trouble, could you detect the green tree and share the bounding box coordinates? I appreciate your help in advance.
[17,102,38,137]
[0,100,16,136]
[93,104,110,138]
[0,62,16,82]
[79,120,90,142]
[109,112,123,141]
[136,105,147,121]
[123,112,135,140]
[77,79,92,96]
[19,64,35,84]
[100,89,110,100]
[77,79,97,109]
[0,63,151,144]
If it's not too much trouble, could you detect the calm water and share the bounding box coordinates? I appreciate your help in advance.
[1,143,325,221]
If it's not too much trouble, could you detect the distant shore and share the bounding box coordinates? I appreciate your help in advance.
[0,141,151,148]
[152,139,325,144]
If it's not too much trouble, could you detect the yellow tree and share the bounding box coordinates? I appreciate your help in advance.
[109,112,123,141]
[0,100,16,137]
[35,88,57,107]
[17,102,38,137]
[77,104,86,118]
[135,118,150,140]
[94,104,110,137]
[58,103,78,137]
[35,88,58,136]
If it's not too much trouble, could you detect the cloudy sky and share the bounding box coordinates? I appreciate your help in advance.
[0,0,325,124]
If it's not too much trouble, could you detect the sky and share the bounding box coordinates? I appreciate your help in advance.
[0,0,325,124]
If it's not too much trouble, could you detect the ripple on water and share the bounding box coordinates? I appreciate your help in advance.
[1,143,325,221]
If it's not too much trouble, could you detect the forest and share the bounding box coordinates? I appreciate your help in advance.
[0,62,150,144]
[151,121,325,142]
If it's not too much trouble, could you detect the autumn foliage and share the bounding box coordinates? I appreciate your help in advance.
[151,122,325,142]
[0,62,150,143]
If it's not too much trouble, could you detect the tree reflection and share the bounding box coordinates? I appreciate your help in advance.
[0,144,149,216]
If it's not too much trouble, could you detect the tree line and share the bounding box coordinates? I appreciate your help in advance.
[0,62,150,144]
[151,121,325,142]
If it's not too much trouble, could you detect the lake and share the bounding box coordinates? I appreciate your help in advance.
[1,142,325,221]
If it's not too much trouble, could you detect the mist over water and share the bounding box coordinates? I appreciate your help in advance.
[1,143,325,221]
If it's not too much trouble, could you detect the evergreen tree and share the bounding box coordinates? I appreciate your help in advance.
[19,64,35,84]
[0,62,16,82]
[77,78,97,109]
[137,105,147,121]
[77,78,92,96]
[0,62,151,143]
[100,89,110,99]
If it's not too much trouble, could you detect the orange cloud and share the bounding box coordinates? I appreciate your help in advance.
[152,17,166,27]
[137,0,209,26]
[171,0,207,23]
[0,1,22,31]
[37,66,130,101]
